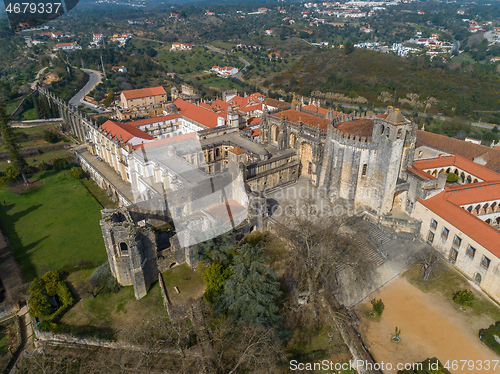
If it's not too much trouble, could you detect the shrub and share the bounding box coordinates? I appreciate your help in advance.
[447,173,459,183]
[53,157,70,170]
[69,166,86,180]
[453,289,475,306]
[38,161,49,171]
[28,290,52,317]
[43,131,59,143]
[370,298,385,316]
[41,271,60,296]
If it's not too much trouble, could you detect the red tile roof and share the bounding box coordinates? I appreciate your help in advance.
[265,98,290,109]
[444,182,500,206]
[101,120,154,144]
[173,98,226,128]
[412,155,500,182]
[55,42,76,47]
[247,117,262,126]
[228,146,247,155]
[123,114,180,128]
[134,132,196,150]
[122,86,166,100]
[336,118,374,137]
[272,109,330,131]
[251,128,260,137]
[418,190,500,258]
[204,199,246,223]
[416,130,500,174]
[303,104,329,115]
[238,103,262,112]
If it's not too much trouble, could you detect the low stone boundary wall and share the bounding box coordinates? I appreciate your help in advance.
[0,144,71,161]
[363,211,420,239]
[10,118,64,128]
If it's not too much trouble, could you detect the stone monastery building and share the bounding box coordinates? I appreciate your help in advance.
[39,86,500,303]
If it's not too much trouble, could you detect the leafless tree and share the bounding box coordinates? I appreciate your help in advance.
[272,196,373,309]
[418,249,439,282]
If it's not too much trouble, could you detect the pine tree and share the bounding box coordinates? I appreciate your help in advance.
[0,103,29,185]
[215,243,282,327]
[194,225,238,265]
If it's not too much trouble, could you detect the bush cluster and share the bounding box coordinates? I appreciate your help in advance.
[69,166,86,180]
[53,157,70,170]
[43,131,59,144]
[370,298,385,316]
[28,271,75,321]
[453,289,475,307]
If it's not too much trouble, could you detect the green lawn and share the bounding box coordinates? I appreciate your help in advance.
[162,263,205,305]
[0,169,107,280]
[0,149,70,172]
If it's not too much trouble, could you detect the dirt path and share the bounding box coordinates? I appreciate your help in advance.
[356,277,499,374]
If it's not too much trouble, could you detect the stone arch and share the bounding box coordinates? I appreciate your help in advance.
[271,125,278,143]
[446,167,451,173]
[460,172,465,183]
[432,169,438,177]
[496,216,500,224]
[485,218,492,224]
[473,178,478,183]
[215,147,220,157]
[466,175,472,184]
[454,168,459,175]
[120,242,128,252]
[380,125,385,135]
[289,132,297,149]
[299,142,313,176]
[392,190,405,211]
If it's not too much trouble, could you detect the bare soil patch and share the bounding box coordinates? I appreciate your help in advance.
[356,277,499,374]
[8,179,43,194]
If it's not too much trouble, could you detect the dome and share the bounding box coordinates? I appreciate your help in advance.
[259,148,270,161]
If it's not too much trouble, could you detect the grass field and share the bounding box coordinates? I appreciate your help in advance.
[0,149,70,172]
[0,169,107,280]
[0,125,67,153]
[0,320,18,371]
[162,263,205,305]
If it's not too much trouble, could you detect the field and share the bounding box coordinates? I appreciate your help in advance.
[59,263,204,340]
[0,124,68,153]
[0,169,107,281]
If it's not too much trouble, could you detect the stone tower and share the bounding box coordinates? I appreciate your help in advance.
[100,209,159,299]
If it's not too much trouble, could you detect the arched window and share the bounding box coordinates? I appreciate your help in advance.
[386,127,390,138]
[485,219,492,224]
[120,242,128,252]
[446,168,451,173]
[271,125,278,142]
[361,164,368,176]
[380,125,385,135]
[466,175,472,184]
[215,148,220,157]
[473,178,478,183]
[289,132,296,149]
[397,129,402,139]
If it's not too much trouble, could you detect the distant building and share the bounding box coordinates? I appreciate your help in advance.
[112,66,127,73]
[211,66,239,77]
[120,86,167,109]
[53,42,81,51]
[465,137,482,145]
[170,42,193,51]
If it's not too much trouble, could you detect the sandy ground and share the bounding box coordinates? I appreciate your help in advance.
[356,277,499,374]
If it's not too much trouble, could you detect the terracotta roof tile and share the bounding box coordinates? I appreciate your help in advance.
[174,98,226,128]
[412,155,500,182]
[228,146,247,155]
[336,118,374,137]
[101,120,154,144]
[417,130,500,174]
[122,86,166,100]
[265,98,290,109]
[134,132,196,150]
[272,109,330,131]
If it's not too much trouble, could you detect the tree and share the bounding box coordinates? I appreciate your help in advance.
[41,270,60,296]
[215,243,282,327]
[344,41,355,55]
[193,227,238,265]
[455,94,471,117]
[88,261,111,298]
[0,103,29,185]
[203,263,232,304]
[69,166,86,180]
[418,249,439,282]
[53,157,69,170]
[274,196,372,300]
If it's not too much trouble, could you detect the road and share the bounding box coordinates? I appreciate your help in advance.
[204,45,251,81]
[31,66,48,89]
[69,68,103,108]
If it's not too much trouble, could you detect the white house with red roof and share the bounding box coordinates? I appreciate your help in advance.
[53,42,82,51]
[170,42,193,51]
[211,66,239,77]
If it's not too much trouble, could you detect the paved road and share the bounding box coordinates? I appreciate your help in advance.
[69,69,102,108]
[31,66,47,89]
